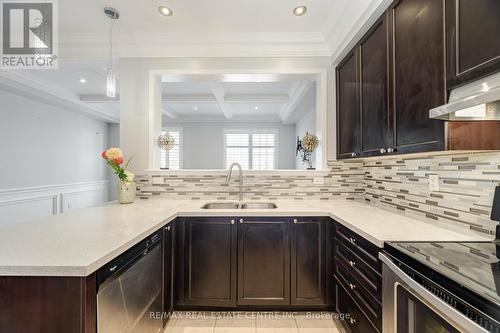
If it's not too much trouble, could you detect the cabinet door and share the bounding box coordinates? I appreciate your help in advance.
[184,217,237,307]
[360,14,391,156]
[238,217,290,306]
[337,50,361,159]
[163,222,174,325]
[291,217,326,305]
[390,0,445,153]
[446,0,500,87]
[335,280,378,333]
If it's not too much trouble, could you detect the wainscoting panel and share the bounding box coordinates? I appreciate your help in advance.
[0,181,110,225]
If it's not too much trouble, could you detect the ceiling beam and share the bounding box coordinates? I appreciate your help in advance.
[161,107,178,119]
[280,81,313,124]
[80,94,119,103]
[224,93,289,104]
[161,93,216,103]
[208,82,232,119]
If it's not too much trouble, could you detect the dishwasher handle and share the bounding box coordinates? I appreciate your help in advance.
[97,230,163,287]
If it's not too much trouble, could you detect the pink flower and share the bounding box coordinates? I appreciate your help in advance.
[101,151,107,159]
[114,156,124,165]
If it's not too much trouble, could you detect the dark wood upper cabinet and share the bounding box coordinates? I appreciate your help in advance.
[360,14,391,156]
[291,217,327,306]
[238,217,290,306]
[337,50,361,159]
[183,217,237,307]
[390,0,445,153]
[446,0,500,88]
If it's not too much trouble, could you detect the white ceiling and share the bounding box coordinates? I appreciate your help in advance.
[161,81,316,124]
[0,0,388,123]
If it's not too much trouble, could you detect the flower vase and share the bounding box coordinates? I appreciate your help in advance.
[117,181,136,204]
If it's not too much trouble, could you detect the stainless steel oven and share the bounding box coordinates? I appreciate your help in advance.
[381,253,492,333]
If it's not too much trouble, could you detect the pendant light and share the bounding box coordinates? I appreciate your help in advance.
[104,7,119,98]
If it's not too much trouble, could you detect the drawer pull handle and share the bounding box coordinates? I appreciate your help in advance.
[349,283,356,290]
[165,225,171,231]
[109,265,118,272]
[230,219,235,225]
[350,237,356,244]
[349,318,357,325]
[349,260,356,267]
[293,219,298,224]
[239,219,244,224]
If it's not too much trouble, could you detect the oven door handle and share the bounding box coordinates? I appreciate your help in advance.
[379,253,489,333]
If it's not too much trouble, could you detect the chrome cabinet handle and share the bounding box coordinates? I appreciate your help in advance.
[293,219,298,224]
[239,219,244,224]
[165,225,171,231]
[230,219,235,225]
[350,237,356,244]
[387,147,394,153]
[379,148,387,154]
[349,260,356,267]
[349,318,357,325]
[109,265,118,272]
[351,152,358,157]
[349,283,356,290]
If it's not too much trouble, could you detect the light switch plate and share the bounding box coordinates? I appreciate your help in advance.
[429,174,440,192]
[313,177,324,185]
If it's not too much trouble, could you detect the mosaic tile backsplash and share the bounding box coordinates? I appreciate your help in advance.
[137,151,500,236]
[363,152,500,236]
[137,162,365,201]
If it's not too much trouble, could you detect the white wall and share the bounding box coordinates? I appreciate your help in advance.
[107,123,120,200]
[0,89,116,223]
[163,120,296,169]
[295,108,317,169]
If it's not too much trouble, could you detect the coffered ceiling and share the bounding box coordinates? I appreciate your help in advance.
[160,81,316,123]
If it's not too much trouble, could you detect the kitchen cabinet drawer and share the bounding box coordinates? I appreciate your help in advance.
[335,224,381,272]
[335,278,379,333]
[335,241,381,298]
[335,259,382,331]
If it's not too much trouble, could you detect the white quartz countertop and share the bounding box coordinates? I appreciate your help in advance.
[0,200,492,277]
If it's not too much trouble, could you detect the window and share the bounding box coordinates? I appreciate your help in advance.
[224,130,276,170]
[160,128,182,170]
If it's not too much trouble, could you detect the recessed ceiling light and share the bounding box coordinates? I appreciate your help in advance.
[254,106,259,110]
[158,6,173,16]
[194,106,198,110]
[293,6,307,16]
[79,78,87,83]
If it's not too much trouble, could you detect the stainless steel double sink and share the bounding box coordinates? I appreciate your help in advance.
[201,202,277,209]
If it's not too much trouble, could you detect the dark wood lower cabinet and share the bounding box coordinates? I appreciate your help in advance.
[0,274,97,333]
[291,217,327,306]
[237,217,291,306]
[163,221,175,325]
[336,280,378,333]
[181,217,237,307]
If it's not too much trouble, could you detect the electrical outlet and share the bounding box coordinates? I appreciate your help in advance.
[313,177,324,185]
[429,174,440,192]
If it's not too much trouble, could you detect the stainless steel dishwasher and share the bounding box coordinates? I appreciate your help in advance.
[97,230,163,333]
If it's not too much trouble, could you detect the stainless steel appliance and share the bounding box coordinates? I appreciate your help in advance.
[380,244,500,333]
[97,230,164,333]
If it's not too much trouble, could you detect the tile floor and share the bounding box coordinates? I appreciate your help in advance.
[163,311,343,333]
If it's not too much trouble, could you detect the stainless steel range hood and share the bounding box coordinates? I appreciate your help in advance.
[430,72,500,121]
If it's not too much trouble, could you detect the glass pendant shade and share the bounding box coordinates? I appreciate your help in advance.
[106,68,116,98]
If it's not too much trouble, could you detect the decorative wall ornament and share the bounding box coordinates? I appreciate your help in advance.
[157,133,175,151]
[296,132,319,169]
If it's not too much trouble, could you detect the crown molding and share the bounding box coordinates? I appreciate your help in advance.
[325,0,393,65]
[59,32,331,58]
[0,71,119,123]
